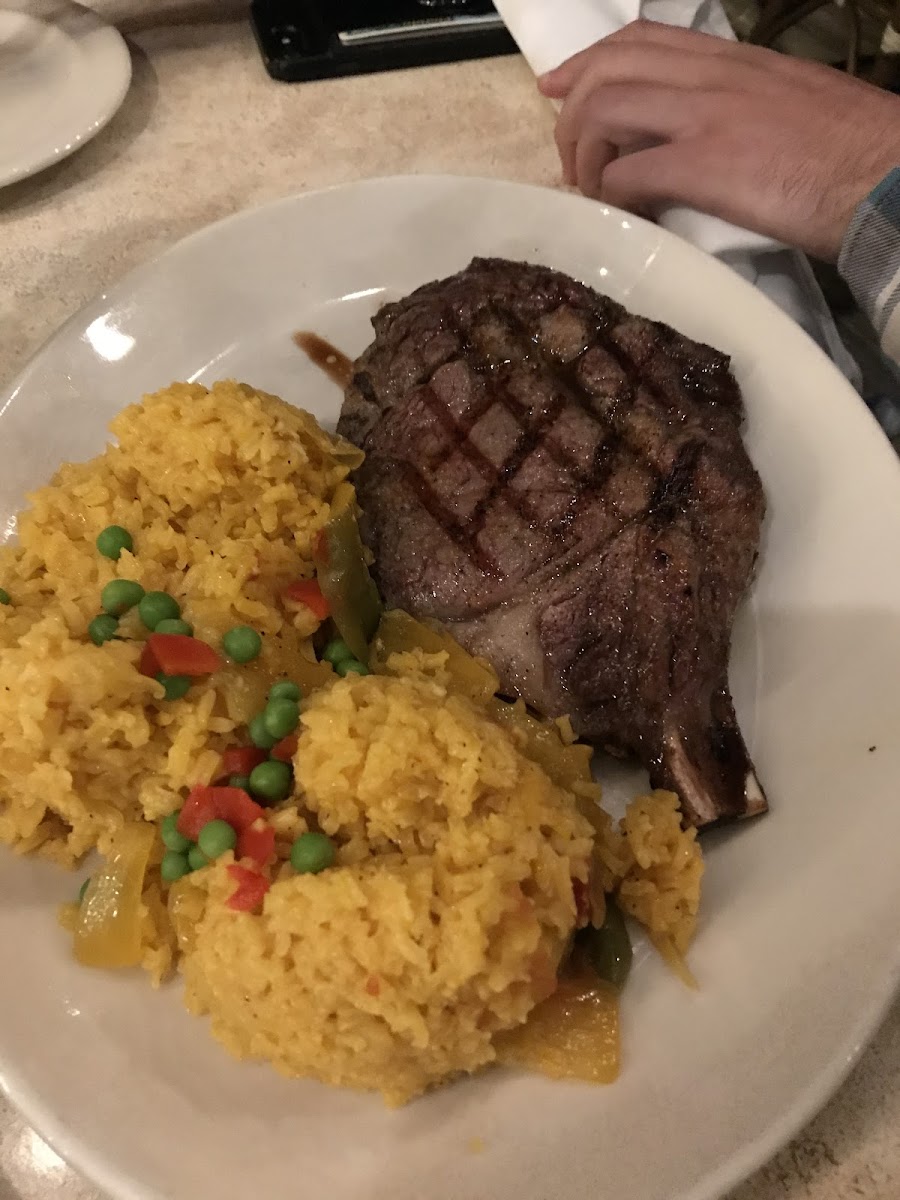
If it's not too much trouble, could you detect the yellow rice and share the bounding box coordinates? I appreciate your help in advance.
[175,672,594,1105]
[0,381,358,866]
[1,380,704,1103]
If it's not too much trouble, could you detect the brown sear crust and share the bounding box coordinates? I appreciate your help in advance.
[337,258,768,828]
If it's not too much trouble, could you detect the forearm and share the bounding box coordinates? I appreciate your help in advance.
[838,168,900,366]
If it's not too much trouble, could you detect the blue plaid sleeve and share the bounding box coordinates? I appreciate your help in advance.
[838,168,900,365]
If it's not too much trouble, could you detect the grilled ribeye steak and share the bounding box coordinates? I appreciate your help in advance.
[338,258,767,827]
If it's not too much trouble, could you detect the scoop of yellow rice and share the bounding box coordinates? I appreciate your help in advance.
[175,672,595,1105]
[0,381,359,865]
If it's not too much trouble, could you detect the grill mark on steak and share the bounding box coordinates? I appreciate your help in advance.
[469,429,539,537]
[446,304,581,459]
[566,435,622,528]
[417,303,601,544]
[351,370,380,408]
[443,295,704,539]
[436,301,676,551]
[446,301,603,478]
[397,457,503,579]
[413,376,554,560]
[339,258,767,828]
[469,378,573,537]
[648,442,702,526]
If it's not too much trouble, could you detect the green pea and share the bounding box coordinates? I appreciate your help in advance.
[78,877,91,904]
[248,713,277,750]
[88,614,119,646]
[101,579,144,617]
[154,618,193,636]
[197,819,237,860]
[268,680,301,703]
[0,589,10,606]
[263,698,300,740]
[248,759,292,804]
[290,831,335,875]
[139,591,181,630]
[96,525,133,561]
[229,774,252,791]
[161,812,191,853]
[156,672,191,701]
[161,850,191,883]
[188,844,210,871]
[336,658,368,677]
[322,639,353,667]
[222,625,262,664]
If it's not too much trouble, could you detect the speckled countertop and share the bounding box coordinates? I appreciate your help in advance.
[1,3,899,1198]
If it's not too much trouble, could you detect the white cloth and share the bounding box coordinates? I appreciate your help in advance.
[493,0,862,383]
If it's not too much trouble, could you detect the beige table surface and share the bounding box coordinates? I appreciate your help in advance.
[1,3,899,1198]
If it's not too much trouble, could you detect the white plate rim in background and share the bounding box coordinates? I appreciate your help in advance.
[0,1,131,188]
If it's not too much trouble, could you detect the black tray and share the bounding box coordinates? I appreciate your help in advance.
[251,0,518,83]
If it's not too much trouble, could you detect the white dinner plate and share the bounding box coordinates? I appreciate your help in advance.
[0,1,131,188]
[1,176,899,1200]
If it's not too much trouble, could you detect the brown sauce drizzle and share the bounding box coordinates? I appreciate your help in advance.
[293,332,353,391]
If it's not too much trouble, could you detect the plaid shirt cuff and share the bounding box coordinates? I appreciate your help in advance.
[839,167,900,364]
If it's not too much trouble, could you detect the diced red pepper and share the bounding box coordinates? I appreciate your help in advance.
[214,746,268,782]
[227,864,270,912]
[283,578,330,621]
[213,788,266,833]
[146,633,222,677]
[271,734,298,763]
[177,786,219,841]
[139,641,160,678]
[177,786,265,840]
[236,820,276,868]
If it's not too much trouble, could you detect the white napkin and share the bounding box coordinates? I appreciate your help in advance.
[493,0,782,256]
[493,0,862,384]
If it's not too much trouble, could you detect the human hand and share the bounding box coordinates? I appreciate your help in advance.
[538,21,900,260]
